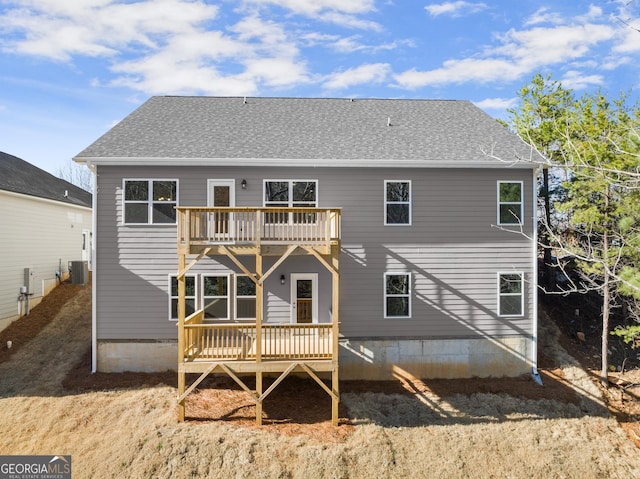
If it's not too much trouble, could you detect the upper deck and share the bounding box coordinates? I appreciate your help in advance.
[177,207,341,255]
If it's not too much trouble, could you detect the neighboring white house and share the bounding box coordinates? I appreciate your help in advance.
[0,151,93,331]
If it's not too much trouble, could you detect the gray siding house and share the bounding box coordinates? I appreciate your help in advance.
[0,152,92,331]
[75,97,538,383]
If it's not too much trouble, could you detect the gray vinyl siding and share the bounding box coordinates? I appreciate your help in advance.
[95,165,534,341]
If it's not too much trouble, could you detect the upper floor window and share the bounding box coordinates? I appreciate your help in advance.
[497,181,523,225]
[385,180,411,225]
[384,272,411,318]
[498,272,524,317]
[264,180,317,207]
[124,179,177,224]
[264,180,317,223]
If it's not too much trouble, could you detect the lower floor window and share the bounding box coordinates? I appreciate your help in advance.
[170,275,196,320]
[203,275,229,319]
[384,272,411,318]
[169,273,255,321]
[236,275,257,320]
[498,272,524,316]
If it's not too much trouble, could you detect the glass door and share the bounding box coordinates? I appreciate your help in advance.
[207,180,235,240]
[290,273,318,324]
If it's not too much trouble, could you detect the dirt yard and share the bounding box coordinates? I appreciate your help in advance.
[0,281,639,478]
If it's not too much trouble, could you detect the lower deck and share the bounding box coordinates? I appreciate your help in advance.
[180,358,336,374]
[177,310,340,425]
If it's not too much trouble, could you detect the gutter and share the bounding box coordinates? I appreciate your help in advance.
[73,155,537,170]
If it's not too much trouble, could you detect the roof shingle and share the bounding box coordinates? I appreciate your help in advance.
[75,97,534,167]
[0,151,92,208]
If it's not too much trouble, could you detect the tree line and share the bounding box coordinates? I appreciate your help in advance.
[507,73,640,385]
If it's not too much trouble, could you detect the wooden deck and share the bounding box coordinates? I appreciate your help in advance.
[182,310,333,363]
[177,207,341,255]
[175,207,341,425]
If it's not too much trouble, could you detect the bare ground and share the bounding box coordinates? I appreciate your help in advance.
[0,281,639,478]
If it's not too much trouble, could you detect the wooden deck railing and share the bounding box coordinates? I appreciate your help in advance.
[177,207,341,249]
[183,319,333,361]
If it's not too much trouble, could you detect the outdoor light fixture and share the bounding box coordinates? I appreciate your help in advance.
[241,179,247,189]
[280,274,286,285]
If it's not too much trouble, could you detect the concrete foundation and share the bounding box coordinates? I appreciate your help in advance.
[339,336,532,380]
[97,341,177,372]
[97,336,532,378]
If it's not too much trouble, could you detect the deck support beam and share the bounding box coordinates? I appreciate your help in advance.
[177,362,218,404]
[257,362,298,403]
[219,363,259,400]
[177,253,186,422]
[255,250,263,425]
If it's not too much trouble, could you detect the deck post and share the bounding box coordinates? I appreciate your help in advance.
[177,253,186,421]
[255,249,263,426]
[331,244,340,426]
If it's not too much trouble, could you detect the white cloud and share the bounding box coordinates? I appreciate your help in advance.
[613,19,640,54]
[318,11,382,31]
[242,0,381,30]
[424,1,488,18]
[560,71,604,90]
[395,20,616,88]
[243,0,375,16]
[323,63,391,89]
[0,0,220,61]
[524,7,564,26]
[325,35,410,54]
[474,97,517,111]
[0,1,314,96]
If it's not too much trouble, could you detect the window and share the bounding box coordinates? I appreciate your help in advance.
[124,179,177,224]
[202,275,229,319]
[236,275,257,320]
[498,181,523,225]
[498,273,524,316]
[264,180,317,223]
[169,275,196,320]
[384,272,411,318]
[385,180,411,225]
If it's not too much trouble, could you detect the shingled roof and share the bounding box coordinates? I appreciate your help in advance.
[0,151,92,208]
[75,97,535,168]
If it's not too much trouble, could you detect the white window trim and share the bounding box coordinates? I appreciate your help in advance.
[384,180,412,226]
[202,274,231,320]
[235,274,257,321]
[263,179,318,208]
[384,272,412,319]
[497,272,524,317]
[497,180,523,226]
[123,178,178,225]
[168,273,197,321]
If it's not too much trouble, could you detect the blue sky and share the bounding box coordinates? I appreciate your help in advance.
[1,0,639,175]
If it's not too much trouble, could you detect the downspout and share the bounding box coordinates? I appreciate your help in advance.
[87,160,98,374]
[531,165,542,385]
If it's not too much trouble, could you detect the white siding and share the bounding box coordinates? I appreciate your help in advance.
[0,190,92,326]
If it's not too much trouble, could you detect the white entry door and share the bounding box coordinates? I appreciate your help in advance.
[207,180,235,240]
[290,273,318,324]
